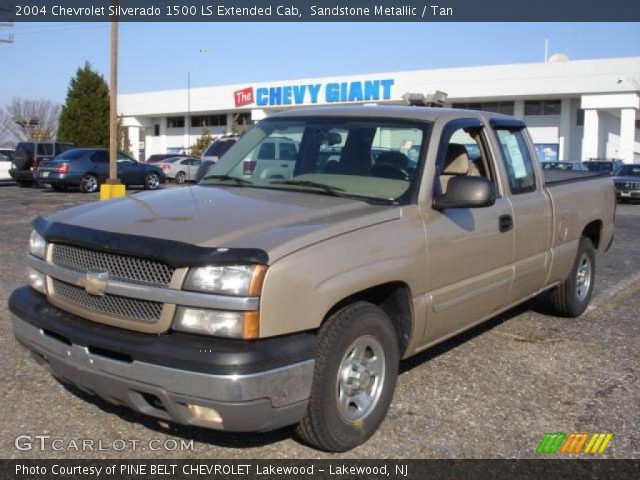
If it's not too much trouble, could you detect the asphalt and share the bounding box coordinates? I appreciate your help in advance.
[0,182,638,459]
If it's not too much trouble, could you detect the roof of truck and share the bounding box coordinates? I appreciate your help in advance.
[269,105,513,123]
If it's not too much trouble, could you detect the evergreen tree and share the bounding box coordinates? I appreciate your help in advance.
[57,62,109,147]
[190,127,214,158]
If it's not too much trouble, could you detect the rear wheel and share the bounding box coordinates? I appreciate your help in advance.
[547,237,596,317]
[144,172,160,190]
[174,171,186,184]
[79,174,98,193]
[296,302,399,452]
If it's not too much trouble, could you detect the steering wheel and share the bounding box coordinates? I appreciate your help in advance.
[369,163,410,181]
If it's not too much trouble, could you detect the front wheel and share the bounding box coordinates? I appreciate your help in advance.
[547,237,596,317]
[174,171,186,184]
[144,172,160,190]
[79,174,98,193]
[296,302,399,452]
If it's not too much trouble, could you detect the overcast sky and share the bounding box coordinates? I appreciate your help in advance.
[1,22,639,103]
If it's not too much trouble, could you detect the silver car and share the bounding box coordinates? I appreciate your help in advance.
[160,157,202,184]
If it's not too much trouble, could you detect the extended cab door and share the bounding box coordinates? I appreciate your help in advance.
[489,119,552,304]
[422,119,515,344]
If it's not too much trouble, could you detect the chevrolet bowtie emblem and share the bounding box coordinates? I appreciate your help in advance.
[81,270,109,296]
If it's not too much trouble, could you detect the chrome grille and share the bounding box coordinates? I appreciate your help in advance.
[51,279,163,323]
[615,181,640,190]
[51,243,174,286]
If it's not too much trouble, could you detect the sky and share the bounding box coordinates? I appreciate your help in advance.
[1,22,639,103]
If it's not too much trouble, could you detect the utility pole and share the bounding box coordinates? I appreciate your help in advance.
[102,0,124,199]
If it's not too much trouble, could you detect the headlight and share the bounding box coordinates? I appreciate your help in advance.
[29,230,46,259]
[27,266,46,294]
[183,265,266,296]
[173,307,259,339]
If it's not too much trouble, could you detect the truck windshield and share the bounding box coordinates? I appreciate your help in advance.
[203,117,429,202]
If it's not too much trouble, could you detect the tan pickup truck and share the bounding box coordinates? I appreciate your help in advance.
[10,106,615,452]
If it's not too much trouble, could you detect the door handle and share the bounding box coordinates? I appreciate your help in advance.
[280,163,288,168]
[499,214,513,233]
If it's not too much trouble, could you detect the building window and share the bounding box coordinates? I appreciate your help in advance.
[577,109,584,126]
[167,116,185,128]
[524,100,561,116]
[153,124,160,136]
[452,102,515,115]
[234,112,252,126]
[191,114,227,128]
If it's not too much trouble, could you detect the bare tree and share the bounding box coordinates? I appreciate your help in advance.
[0,98,61,147]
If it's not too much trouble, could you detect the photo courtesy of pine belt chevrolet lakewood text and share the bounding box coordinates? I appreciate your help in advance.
[9,106,615,452]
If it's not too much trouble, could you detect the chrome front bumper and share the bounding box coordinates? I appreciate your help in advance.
[12,313,313,432]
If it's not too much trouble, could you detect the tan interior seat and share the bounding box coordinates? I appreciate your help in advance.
[440,144,470,193]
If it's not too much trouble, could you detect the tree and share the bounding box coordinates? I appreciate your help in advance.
[117,115,132,156]
[190,127,214,158]
[57,61,109,147]
[0,98,61,146]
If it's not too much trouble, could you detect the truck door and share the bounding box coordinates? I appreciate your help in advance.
[490,119,552,304]
[423,119,515,344]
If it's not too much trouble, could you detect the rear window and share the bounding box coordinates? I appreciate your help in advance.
[204,139,236,157]
[37,144,53,156]
[57,149,89,160]
[585,162,613,172]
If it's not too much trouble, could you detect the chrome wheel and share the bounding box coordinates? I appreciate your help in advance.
[336,335,386,423]
[175,171,186,184]
[146,173,160,190]
[81,175,98,193]
[575,253,592,301]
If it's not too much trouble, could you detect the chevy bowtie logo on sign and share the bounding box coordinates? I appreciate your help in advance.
[537,432,613,454]
[234,87,255,108]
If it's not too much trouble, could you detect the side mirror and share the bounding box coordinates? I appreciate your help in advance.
[433,176,496,210]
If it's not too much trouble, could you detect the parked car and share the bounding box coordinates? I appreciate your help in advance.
[613,164,640,202]
[160,157,202,183]
[11,106,615,452]
[0,149,15,183]
[583,159,624,174]
[237,136,299,179]
[541,161,589,171]
[9,141,75,187]
[146,153,189,164]
[201,135,239,164]
[34,148,165,193]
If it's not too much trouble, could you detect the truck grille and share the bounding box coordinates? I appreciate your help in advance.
[615,181,640,190]
[51,243,174,286]
[51,279,163,323]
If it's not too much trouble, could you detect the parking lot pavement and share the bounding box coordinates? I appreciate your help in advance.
[0,183,638,459]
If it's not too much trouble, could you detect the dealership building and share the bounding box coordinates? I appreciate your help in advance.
[118,56,640,163]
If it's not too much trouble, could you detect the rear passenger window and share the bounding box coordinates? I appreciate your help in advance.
[495,129,536,194]
[91,151,108,163]
[257,142,275,160]
[279,142,297,161]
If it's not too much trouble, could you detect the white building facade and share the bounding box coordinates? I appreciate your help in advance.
[118,56,640,163]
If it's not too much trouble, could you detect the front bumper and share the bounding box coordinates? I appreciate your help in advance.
[10,287,315,432]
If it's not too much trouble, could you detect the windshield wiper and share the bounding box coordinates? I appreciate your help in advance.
[203,174,253,186]
[269,179,346,196]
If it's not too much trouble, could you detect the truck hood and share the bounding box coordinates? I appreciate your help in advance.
[46,185,401,262]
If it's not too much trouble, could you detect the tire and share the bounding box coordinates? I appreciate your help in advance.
[296,301,399,452]
[16,180,33,188]
[13,148,32,170]
[144,172,160,190]
[547,237,596,317]
[79,174,98,193]
[174,171,186,184]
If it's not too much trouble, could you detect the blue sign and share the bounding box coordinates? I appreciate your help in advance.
[255,79,394,107]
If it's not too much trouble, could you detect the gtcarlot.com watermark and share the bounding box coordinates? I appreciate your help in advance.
[15,434,194,452]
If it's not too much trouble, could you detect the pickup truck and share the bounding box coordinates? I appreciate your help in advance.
[10,106,615,452]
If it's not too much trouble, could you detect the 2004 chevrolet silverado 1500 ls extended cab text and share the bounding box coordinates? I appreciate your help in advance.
[10,106,615,451]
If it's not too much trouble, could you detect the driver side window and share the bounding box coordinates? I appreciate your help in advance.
[438,127,493,194]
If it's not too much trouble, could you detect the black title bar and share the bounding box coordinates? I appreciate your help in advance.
[1,0,639,22]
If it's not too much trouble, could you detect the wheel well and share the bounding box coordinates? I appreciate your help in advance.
[324,282,413,356]
[582,220,602,249]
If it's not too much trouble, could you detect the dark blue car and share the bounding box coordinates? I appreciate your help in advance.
[34,148,166,193]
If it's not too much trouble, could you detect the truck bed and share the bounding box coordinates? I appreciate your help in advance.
[543,169,609,186]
